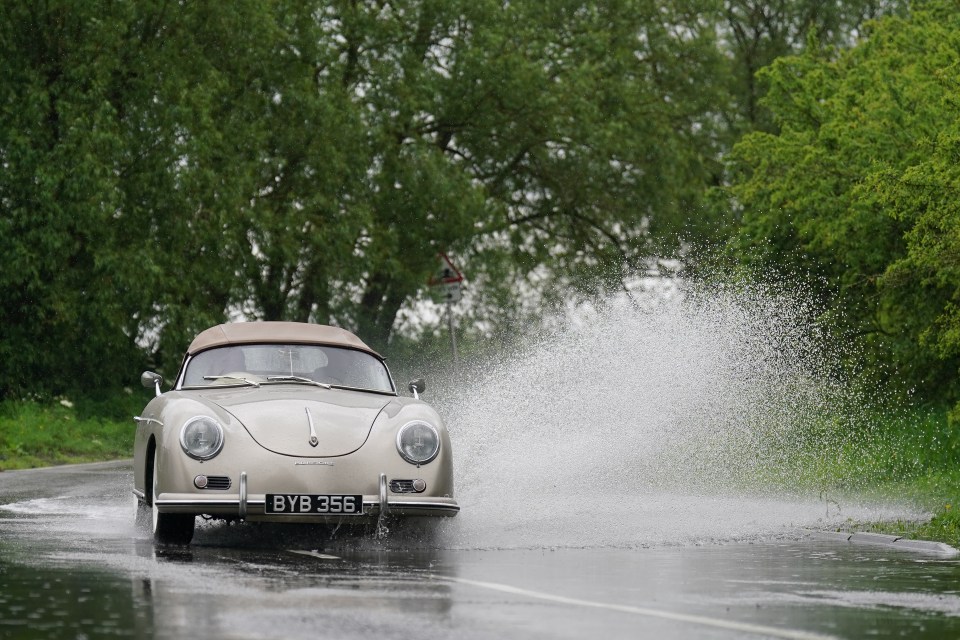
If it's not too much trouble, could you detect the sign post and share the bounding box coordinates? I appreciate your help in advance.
[429,253,464,367]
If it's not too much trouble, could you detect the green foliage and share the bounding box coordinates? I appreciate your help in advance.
[730,399,960,545]
[0,398,137,470]
[849,459,960,547]
[722,0,960,401]
[842,408,960,490]
[0,0,744,395]
[323,0,735,347]
[0,1,282,395]
[916,503,960,546]
[721,0,906,135]
[0,0,916,401]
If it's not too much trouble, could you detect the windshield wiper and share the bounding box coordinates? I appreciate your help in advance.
[202,375,260,387]
[266,375,331,389]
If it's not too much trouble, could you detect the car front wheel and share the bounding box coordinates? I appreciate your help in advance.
[152,454,195,545]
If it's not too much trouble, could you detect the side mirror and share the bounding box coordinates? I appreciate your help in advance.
[141,371,163,398]
[408,378,426,400]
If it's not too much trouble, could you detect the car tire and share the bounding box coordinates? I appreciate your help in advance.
[152,454,195,545]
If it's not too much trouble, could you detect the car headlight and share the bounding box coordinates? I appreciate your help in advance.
[180,416,224,460]
[396,421,440,465]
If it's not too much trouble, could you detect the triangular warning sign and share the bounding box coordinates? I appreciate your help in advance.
[429,252,464,285]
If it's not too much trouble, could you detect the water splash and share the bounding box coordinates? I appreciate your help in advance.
[424,279,921,550]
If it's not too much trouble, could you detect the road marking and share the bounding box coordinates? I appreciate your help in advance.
[432,575,835,640]
[288,550,341,560]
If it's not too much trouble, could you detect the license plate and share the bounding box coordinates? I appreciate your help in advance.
[265,494,363,515]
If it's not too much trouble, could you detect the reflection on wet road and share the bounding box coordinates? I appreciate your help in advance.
[2,461,960,639]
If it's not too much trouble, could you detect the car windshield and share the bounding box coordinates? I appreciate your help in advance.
[181,344,394,393]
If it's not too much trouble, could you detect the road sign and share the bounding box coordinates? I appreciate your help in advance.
[443,281,462,303]
[429,253,464,286]
[429,252,463,368]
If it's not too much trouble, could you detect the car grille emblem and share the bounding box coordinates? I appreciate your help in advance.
[305,407,319,447]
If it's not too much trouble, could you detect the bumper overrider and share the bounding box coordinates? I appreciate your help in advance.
[138,472,460,522]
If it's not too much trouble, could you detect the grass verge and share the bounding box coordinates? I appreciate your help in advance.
[847,472,960,547]
[0,396,141,471]
[800,406,960,547]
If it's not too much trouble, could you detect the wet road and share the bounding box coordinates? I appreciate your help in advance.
[2,461,960,639]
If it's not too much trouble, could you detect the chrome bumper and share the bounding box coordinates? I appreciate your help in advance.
[145,470,459,520]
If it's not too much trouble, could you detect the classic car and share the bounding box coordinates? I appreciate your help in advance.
[133,321,458,544]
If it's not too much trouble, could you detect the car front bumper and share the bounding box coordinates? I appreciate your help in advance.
[137,472,459,522]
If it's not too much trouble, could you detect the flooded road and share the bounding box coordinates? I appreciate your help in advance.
[2,461,960,639]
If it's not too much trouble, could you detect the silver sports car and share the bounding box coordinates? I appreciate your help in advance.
[133,321,458,544]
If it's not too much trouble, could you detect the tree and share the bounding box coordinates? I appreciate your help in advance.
[299,0,732,348]
[869,10,960,408]
[723,0,960,400]
[720,0,905,136]
[0,1,287,396]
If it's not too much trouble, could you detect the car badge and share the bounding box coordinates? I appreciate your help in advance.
[305,407,319,447]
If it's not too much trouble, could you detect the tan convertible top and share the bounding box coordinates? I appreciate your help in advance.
[187,322,381,358]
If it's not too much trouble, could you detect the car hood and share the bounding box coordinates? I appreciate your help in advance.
[197,386,391,457]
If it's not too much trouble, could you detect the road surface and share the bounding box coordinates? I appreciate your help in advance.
[2,461,959,639]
